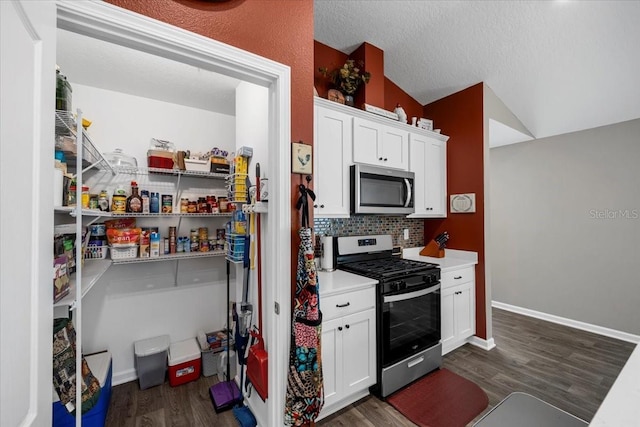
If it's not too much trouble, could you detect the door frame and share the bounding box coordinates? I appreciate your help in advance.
[56,1,291,425]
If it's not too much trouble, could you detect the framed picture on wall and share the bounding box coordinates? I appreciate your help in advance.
[292,142,312,175]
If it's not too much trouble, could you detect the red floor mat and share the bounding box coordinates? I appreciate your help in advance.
[387,368,489,427]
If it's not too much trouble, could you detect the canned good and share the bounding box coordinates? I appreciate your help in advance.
[169,226,177,254]
[162,194,173,213]
[199,227,209,252]
[190,229,199,252]
[180,198,189,213]
[188,201,197,213]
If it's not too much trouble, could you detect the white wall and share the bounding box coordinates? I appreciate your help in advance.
[72,83,239,383]
[72,83,235,163]
[490,118,640,335]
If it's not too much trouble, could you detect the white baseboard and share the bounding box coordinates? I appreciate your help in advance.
[316,389,370,421]
[492,301,640,344]
[113,368,137,386]
[468,336,496,351]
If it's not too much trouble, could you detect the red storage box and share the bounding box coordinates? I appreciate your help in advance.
[147,155,174,169]
[168,338,201,386]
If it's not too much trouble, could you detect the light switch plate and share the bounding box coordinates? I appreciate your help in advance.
[450,193,476,213]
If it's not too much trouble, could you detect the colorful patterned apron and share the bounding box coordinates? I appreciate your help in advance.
[284,227,324,425]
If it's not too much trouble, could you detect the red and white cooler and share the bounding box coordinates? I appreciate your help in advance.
[168,338,201,386]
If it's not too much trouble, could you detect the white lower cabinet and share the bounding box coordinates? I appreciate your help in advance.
[440,267,475,354]
[319,287,376,419]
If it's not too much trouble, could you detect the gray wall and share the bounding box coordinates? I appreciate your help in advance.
[490,118,640,335]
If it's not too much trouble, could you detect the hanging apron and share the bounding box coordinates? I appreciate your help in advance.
[284,227,324,426]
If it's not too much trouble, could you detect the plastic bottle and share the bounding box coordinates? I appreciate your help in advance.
[217,348,237,382]
[150,192,159,214]
[126,181,142,213]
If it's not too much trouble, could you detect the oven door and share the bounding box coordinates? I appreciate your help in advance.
[381,283,441,367]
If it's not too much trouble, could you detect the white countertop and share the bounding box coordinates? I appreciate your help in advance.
[402,248,478,272]
[590,343,640,426]
[317,269,378,298]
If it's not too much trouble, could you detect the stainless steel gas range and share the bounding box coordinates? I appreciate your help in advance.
[334,234,442,398]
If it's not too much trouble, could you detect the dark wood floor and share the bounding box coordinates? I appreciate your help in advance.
[106,308,636,426]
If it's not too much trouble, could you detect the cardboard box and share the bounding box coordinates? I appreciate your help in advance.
[53,256,70,303]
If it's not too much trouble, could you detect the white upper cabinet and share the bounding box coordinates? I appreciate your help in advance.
[314,102,353,217]
[408,132,447,218]
[353,117,409,170]
[313,97,448,219]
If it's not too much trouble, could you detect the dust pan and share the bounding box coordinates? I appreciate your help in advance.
[210,381,240,413]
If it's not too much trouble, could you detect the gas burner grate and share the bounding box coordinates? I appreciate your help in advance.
[340,258,438,279]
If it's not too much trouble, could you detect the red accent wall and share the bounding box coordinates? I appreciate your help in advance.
[105,0,315,300]
[423,83,486,339]
[384,78,424,124]
[351,43,385,109]
[314,40,348,100]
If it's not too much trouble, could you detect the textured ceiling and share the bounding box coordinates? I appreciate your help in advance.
[314,0,640,140]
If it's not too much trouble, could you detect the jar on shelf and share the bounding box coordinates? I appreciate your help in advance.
[218,197,228,213]
[180,198,189,213]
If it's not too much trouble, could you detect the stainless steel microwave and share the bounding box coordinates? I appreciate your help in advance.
[350,164,415,215]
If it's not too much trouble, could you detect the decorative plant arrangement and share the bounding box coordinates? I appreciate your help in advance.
[319,59,371,106]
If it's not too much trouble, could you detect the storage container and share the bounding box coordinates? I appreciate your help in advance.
[52,351,113,427]
[147,138,175,169]
[110,245,138,260]
[134,335,170,390]
[168,338,201,386]
[201,349,220,377]
[184,158,210,172]
[217,349,237,382]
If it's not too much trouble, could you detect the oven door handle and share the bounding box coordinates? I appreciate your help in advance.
[383,284,440,303]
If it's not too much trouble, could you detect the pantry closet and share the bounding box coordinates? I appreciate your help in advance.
[0,1,291,426]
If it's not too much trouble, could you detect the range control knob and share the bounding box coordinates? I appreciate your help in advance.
[398,281,407,290]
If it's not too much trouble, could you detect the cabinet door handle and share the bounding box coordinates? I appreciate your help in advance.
[384,158,388,161]
[338,326,343,331]
[454,276,462,280]
[378,157,383,161]
[314,204,318,208]
[320,204,325,208]
[345,324,350,329]
[336,302,351,308]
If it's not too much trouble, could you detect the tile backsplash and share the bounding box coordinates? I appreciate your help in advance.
[313,216,425,248]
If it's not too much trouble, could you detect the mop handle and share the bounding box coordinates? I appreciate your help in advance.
[226,260,231,381]
[256,163,263,334]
